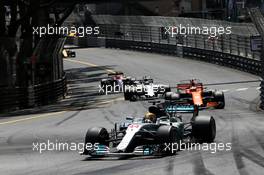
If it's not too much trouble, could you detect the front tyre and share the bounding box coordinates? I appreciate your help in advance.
[156,125,178,155]
[83,127,109,155]
[192,116,216,143]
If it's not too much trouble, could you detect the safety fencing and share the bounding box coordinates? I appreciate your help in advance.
[0,36,67,113]
[0,75,67,112]
[94,23,263,75]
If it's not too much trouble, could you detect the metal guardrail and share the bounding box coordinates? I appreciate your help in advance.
[95,23,262,75]
[96,24,261,60]
[0,75,67,112]
[34,75,67,106]
[104,38,262,75]
[92,15,259,36]
[0,86,28,111]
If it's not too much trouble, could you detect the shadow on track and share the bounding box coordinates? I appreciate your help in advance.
[0,65,120,118]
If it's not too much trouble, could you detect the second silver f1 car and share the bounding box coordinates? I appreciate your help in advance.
[123,76,171,101]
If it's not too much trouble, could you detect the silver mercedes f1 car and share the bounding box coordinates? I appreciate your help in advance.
[123,76,171,101]
[82,93,216,157]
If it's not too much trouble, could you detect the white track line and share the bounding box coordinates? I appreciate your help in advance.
[221,89,230,92]
[235,88,249,91]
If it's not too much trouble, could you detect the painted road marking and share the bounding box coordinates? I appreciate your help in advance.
[220,86,261,93]
[235,88,249,91]
[65,59,116,73]
[0,111,66,125]
[222,89,230,92]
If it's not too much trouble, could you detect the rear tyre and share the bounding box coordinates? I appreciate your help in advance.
[192,116,216,143]
[83,127,109,155]
[214,91,225,109]
[130,94,138,102]
[124,92,131,100]
[71,52,76,57]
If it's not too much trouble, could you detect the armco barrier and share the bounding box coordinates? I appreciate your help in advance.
[34,75,67,106]
[105,38,261,75]
[0,75,67,112]
[182,47,262,75]
[0,86,28,111]
[105,39,179,56]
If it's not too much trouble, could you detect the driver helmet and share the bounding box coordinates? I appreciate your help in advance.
[144,112,156,123]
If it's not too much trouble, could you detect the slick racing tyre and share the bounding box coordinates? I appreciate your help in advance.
[70,51,76,57]
[130,94,138,102]
[214,91,225,109]
[124,92,132,100]
[83,127,109,155]
[156,125,178,155]
[192,116,216,143]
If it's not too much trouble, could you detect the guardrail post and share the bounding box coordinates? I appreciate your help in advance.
[244,36,248,58]
[229,35,232,54]
[221,35,224,53]
[28,85,35,107]
[158,28,161,44]
[149,26,152,42]
[212,37,215,51]
[194,35,197,48]
[261,79,264,109]
[132,30,135,41]
[204,35,206,49]
[237,35,240,56]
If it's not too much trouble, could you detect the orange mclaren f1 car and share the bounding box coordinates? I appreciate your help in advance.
[172,79,225,109]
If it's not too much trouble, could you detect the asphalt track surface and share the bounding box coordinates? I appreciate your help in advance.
[0,48,263,175]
